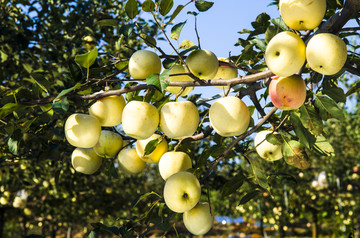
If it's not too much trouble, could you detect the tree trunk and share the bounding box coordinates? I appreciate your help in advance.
[0,208,5,238]
[67,226,72,238]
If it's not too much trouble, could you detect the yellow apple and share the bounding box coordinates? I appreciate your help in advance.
[306,33,347,75]
[265,31,306,77]
[89,95,126,127]
[93,130,123,158]
[12,196,26,208]
[185,49,219,79]
[214,58,238,90]
[279,0,326,31]
[83,35,97,51]
[117,148,146,174]
[128,50,161,79]
[166,65,194,96]
[254,130,283,161]
[71,147,102,175]
[163,171,201,213]
[183,202,214,235]
[136,134,168,163]
[209,96,250,137]
[24,208,32,216]
[158,151,192,180]
[269,75,306,110]
[0,197,8,206]
[160,101,199,139]
[122,100,159,140]
[64,113,101,148]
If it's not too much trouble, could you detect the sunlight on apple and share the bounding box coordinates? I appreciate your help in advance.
[89,95,126,127]
[159,151,192,180]
[129,50,161,79]
[71,147,102,175]
[136,134,168,163]
[183,202,214,235]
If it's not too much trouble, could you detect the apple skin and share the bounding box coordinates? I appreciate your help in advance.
[254,130,283,161]
[129,50,161,79]
[89,95,126,127]
[158,151,192,180]
[160,101,199,139]
[163,171,201,213]
[122,101,160,140]
[71,147,102,175]
[269,75,306,110]
[280,0,326,31]
[136,134,168,163]
[93,130,123,159]
[214,58,238,90]
[64,113,101,148]
[167,65,194,96]
[185,49,219,79]
[209,96,250,137]
[117,148,146,174]
[306,33,347,75]
[183,202,214,235]
[265,31,306,77]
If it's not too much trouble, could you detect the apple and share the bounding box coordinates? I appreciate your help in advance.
[158,151,192,180]
[93,130,123,158]
[279,0,326,31]
[214,58,238,90]
[160,101,199,139]
[122,100,160,140]
[136,134,168,163]
[128,50,162,79]
[89,95,126,127]
[265,31,306,77]
[185,49,219,79]
[306,33,347,75]
[71,147,102,175]
[117,148,146,174]
[254,130,283,161]
[209,96,250,137]
[83,35,97,51]
[163,171,201,213]
[64,113,101,148]
[183,202,214,235]
[12,196,26,208]
[166,65,194,96]
[269,75,306,110]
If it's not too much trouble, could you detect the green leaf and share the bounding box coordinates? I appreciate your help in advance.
[299,105,323,136]
[160,69,170,92]
[270,17,288,31]
[249,38,266,52]
[0,50,8,63]
[166,5,185,26]
[115,60,129,71]
[282,140,310,170]
[195,0,214,12]
[75,47,98,69]
[67,60,83,82]
[91,223,120,235]
[144,137,163,156]
[159,0,174,16]
[52,97,69,113]
[171,21,186,41]
[290,111,316,149]
[313,135,335,157]
[314,94,345,121]
[248,157,268,189]
[239,190,260,205]
[8,137,19,155]
[265,133,283,146]
[140,33,157,47]
[131,191,161,208]
[88,229,99,238]
[53,83,82,102]
[222,173,245,196]
[265,25,278,44]
[125,0,139,19]
[0,103,26,120]
[119,23,136,37]
[106,162,119,179]
[322,85,346,103]
[96,19,118,27]
[142,0,155,12]
[345,81,360,97]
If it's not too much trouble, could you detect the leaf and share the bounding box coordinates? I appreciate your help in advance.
[96,19,118,27]
[322,85,346,103]
[314,94,345,121]
[299,105,323,136]
[166,4,185,26]
[91,223,120,235]
[8,137,19,155]
[282,140,310,170]
[159,0,173,16]
[170,21,186,41]
[88,229,99,238]
[270,18,288,31]
[125,0,139,19]
[75,47,98,69]
[0,103,26,120]
[313,135,335,157]
[222,173,245,196]
[140,33,157,47]
[195,0,214,12]
[144,137,163,156]
[119,23,136,37]
[115,60,129,71]
[53,83,82,102]
[52,97,69,113]
[247,157,268,189]
[131,191,160,208]
[346,81,360,97]
[265,133,283,146]
[249,38,266,52]
[106,162,119,179]
[239,190,260,205]
[265,25,278,44]
[67,60,83,82]
[290,111,316,149]
[142,0,155,12]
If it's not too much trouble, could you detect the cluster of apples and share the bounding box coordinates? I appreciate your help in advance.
[264,0,347,111]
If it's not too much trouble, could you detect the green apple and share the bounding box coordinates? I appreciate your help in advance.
[265,31,306,77]
[160,101,199,139]
[71,147,102,175]
[185,49,219,79]
[280,0,326,31]
[117,148,146,174]
[183,202,214,235]
[209,96,250,137]
[136,134,168,163]
[93,130,123,158]
[158,151,192,180]
[166,65,194,96]
[269,75,306,110]
[254,130,283,161]
[122,101,159,140]
[89,95,126,127]
[128,50,161,79]
[163,171,201,213]
[83,35,97,51]
[64,113,101,148]
[214,58,238,90]
[306,33,347,75]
